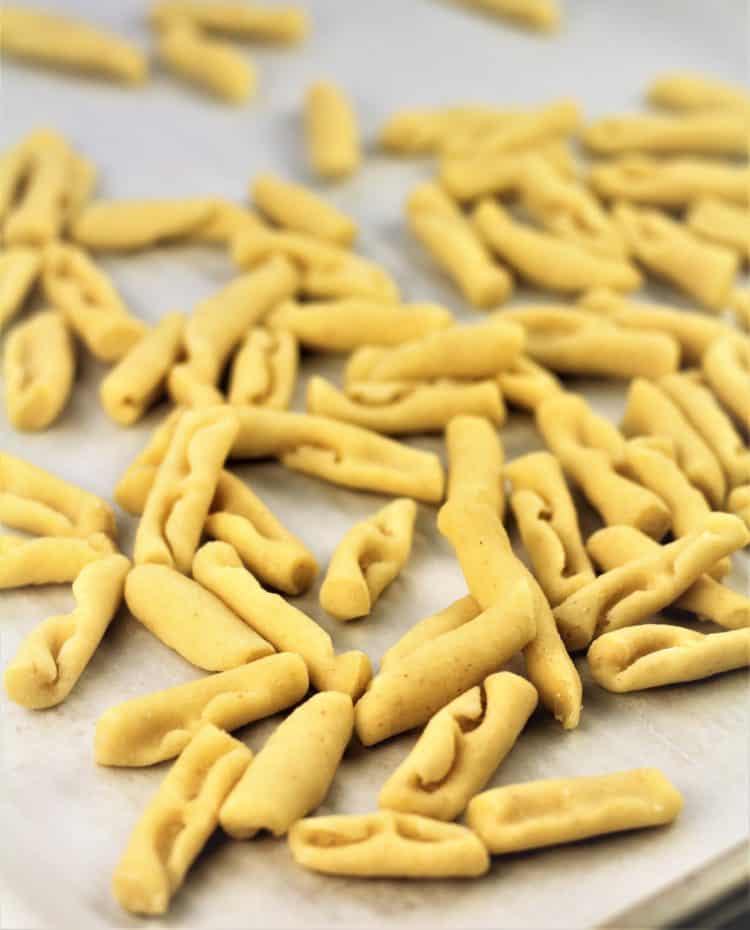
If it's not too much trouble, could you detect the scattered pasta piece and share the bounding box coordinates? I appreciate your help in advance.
[445,414,505,518]
[305,80,360,180]
[0,247,41,328]
[701,335,750,429]
[497,354,562,411]
[379,595,481,672]
[115,409,182,515]
[686,199,750,262]
[227,327,298,409]
[455,0,560,32]
[581,112,749,156]
[379,106,515,155]
[647,71,750,113]
[728,486,750,530]
[252,173,356,245]
[151,2,308,43]
[0,532,114,589]
[72,198,218,251]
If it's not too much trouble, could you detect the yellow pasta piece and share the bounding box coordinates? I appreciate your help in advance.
[731,289,750,329]
[728,485,750,530]
[151,1,308,42]
[112,724,251,916]
[647,72,750,113]
[536,393,672,538]
[497,354,562,411]
[231,407,445,502]
[227,327,297,409]
[467,768,683,854]
[99,312,184,426]
[554,514,749,650]
[320,498,417,621]
[65,153,97,224]
[307,376,505,436]
[114,409,182,515]
[499,305,679,379]
[587,525,750,631]
[193,542,371,698]
[473,200,642,294]
[468,99,580,159]
[702,335,750,429]
[252,173,356,245]
[406,182,513,308]
[220,692,353,839]
[42,243,146,361]
[0,532,114,588]
[444,414,504,517]
[4,310,74,431]
[267,298,453,351]
[305,80,360,180]
[4,554,129,709]
[622,377,726,507]
[187,199,267,245]
[0,247,41,328]
[614,203,738,311]
[379,672,537,821]
[686,198,750,262]
[0,137,31,222]
[505,452,594,607]
[95,653,308,767]
[457,0,560,30]
[71,198,217,251]
[379,106,515,155]
[134,406,238,573]
[379,595,481,672]
[438,497,581,729]
[581,112,749,156]
[289,810,489,878]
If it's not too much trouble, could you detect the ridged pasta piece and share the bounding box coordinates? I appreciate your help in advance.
[0,532,114,588]
[0,247,41,328]
[581,112,749,156]
[702,335,750,429]
[227,327,297,409]
[305,80,360,179]
[444,414,504,517]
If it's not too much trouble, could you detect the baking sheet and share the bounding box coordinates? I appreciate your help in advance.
[1,1,749,928]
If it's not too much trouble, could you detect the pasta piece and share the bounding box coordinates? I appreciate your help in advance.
[553,514,749,650]
[728,486,750,530]
[581,112,749,156]
[456,0,560,31]
[686,199,750,261]
[307,377,505,435]
[289,811,489,878]
[499,305,679,379]
[187,200,267,245]
[0,136,31,222]
[193,542,372,698]
[0,532,114,588]
[379,672,537,821]
[0,248,41,328]
[65,153,97,224]
[151,1,308,43]
[4,310,74,431]
[112,725,251,916]
[252,174,356,245]
[647,72,750,113]
[115,409,182,515]
[99,312,185,426]
[536,393,672,538]
[473,200,642,294]
[134,407,238,573]
[157,21,254,103]
[406,182,512,308]
[380,106,515,155]
[42,243,146,361]
[702,335,750,428]
[266,298,453,351]
[614,203,739,312]
[731,289,750,329]
[95,653,308,767]
[227,328,297,409]
[220,692,353,838]
[71,198,217,251]
[438,497,582,729]
[505,452,594,606]
[497,354,562,411]
[467,99,580,159]
[204,471,317,595]
[444,414,504,517]
[0,7,147,84]
[231,407,445,502]
[4,554,129,709]
[622,378,726,507]
[320,498,417,620]
[305,80,360,179]
[467,769,683,854]
[588,625,750,692]
[379,596,481,672]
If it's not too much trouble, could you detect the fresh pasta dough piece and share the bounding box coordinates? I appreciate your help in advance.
[614,203,739,312]
[438,497,581,729]
[193,542,371,698]
[536,393,672,538]
[497,354,562,411]
[406,182,512,308]
[505,452,594,607]
[187,200,267,245]
[587,525,750,631]
[379,596,481,672]
[467,768,683,854]
[266,299,453,351]
[379,106,515,155]
[42,243,146,361]
[220,692,353,839]
[622,377,726,507]
[731,289,750,329]
[4,310,74,431]
[581,112,749,156]
[355,583,536,745]
[71,198,217,251]
[112,724,251,916]
[702,335,750,429]
[231,407,445,502]
[151,1,308,43]
[305,80,360,179]
[444,414,504,517]
[457,0,560,31]
[114,409,182,515]
[553,514,749,649]
[252,174,356,245]
[0,532,114,588]
[320,498,417,621]
[95,653,308,767]
[134,406,238,573]
[0,247,41,328]
[289,810,489,878]
[99,312,185,426]
[728,486,750,530]
[4,554,129,709]
[379,672,537,822]
[467,99,580,159]
[204,471,317,595]
[0,7,147,84]
[647,72,750,113]
[227,328,297,409]
[499,305,679,379]
[473,200,642,294]
[687,199,750,261]
[307,377,505,435]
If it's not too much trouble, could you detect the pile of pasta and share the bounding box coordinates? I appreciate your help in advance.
[1,68,749,918]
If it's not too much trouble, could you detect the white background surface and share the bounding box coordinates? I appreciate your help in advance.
[1,1,749,928]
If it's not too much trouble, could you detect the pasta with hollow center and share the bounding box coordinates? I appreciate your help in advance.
[701,334,750,429]
[686,199,750,261]
[252,173,356,245]
[227,327,298,409]
[647,71,750,113]
[0,247,41,328]
[581,112,749,156]
[305,80,360,179]
[444,413,505,517]
[0,532,114,588]
[150,1,309,42]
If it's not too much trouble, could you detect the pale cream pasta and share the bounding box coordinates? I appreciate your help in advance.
[456,0,560,32]
[444,414,505,518]
[647,71,750,113]
[496,354,562,411]
[114,409,182,515]
[0,532,114,588]
[227,327,298,409]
